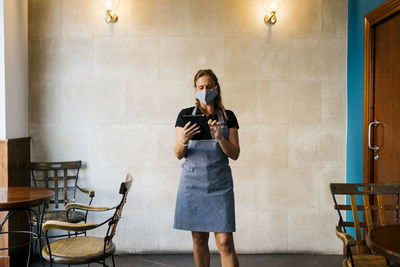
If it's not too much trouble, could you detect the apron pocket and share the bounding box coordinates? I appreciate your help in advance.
[181,161,194,172]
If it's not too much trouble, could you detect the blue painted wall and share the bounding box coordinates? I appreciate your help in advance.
[346,0,386,184]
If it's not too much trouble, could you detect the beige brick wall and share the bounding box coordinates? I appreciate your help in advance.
[28,0,347,253]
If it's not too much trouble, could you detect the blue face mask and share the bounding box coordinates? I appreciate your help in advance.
[195,90,219,104]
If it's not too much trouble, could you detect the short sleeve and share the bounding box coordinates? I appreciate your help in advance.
[175,109,186,128]
[226,110,239,129]
[175,107,195,127]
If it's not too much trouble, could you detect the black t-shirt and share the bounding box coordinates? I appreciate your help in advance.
[175,107,239,129]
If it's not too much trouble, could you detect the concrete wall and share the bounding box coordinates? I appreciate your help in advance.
[4,0,28,139]
[0,0,5,138]
[0,0,28,139]
[28,0,347,253]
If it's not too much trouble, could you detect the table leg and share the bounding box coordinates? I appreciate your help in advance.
[30,203,46,265]
[0,209,38,267]
[24,210,32,267]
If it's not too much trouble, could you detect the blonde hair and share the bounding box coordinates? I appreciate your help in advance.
[193,69,228,121]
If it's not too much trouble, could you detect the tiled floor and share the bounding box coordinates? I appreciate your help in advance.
[31,253,343,266]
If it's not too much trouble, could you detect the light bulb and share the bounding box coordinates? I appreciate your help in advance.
[104,1,112,9]
[262,0,279,12]
[269,1,278,11]
[101,0,120,11]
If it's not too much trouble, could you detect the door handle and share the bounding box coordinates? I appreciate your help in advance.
[368,120,380,152]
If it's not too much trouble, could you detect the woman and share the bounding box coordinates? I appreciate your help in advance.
[174,69,240,267]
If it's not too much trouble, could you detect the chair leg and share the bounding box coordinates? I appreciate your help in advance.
[347,247,355,267]
[112,254,115,267]
[39,248,45,267]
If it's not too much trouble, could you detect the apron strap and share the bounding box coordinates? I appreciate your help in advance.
[218,111,225,123]
[192,106,197,115]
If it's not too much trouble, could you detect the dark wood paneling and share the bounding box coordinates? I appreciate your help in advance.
[7,138,30,187]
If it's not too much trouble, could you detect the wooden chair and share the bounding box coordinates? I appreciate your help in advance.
[330,183,400,267]
[41,173,133,266]
[30,161,95,226]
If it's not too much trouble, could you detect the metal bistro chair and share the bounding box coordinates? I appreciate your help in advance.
[330,183,400,267]
[30,161,95,234]
[41,173,133,267]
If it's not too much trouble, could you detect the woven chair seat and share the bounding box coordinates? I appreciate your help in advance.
[343,254,387,267]
[33,210,85,223]
[42,236,115,264]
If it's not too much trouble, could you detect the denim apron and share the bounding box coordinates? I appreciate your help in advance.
[174,107,235,233]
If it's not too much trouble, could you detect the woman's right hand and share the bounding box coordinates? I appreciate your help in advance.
[181,122,201,144]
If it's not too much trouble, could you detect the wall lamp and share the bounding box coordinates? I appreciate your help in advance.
[100,0,120,23]
[262,0,279,25]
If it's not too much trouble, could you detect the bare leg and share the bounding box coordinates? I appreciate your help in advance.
[214,232,239,267]
[191,231,210,267]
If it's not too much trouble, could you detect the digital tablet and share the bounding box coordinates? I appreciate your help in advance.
[182,114,212,140]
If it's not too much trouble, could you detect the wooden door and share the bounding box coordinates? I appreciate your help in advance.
[364,0,400,223]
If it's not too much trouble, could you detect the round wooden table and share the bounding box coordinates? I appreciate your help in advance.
[366,224,400,264]
[0,187,54,266]
[0,187,54,211]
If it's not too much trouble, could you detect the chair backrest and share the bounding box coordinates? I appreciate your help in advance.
[105,173,133,246]
[330,183,400,254]
[30,161,82,209]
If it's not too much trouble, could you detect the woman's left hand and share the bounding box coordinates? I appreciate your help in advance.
[208,119,223,141]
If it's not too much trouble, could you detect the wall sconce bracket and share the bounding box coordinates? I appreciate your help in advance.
[105,10,118,23]
[264,11,277,25]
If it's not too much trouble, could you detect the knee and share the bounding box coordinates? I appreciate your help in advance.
[192,233,209,247]
[216,237,234,255]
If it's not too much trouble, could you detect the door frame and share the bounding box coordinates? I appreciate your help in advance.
[363,0,400,183]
